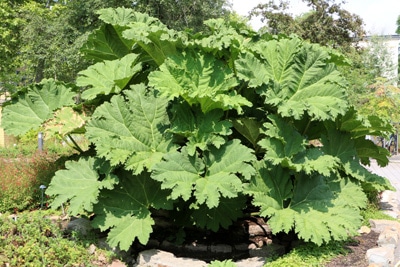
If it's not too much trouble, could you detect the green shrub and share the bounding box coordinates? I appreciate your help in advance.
[2,9,394,251]
[0,210,115,266]
[264,241,349,267]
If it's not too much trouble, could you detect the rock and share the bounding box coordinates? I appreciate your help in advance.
[359,226,372,234]
[134,249,207,267]
[184,242,208,253]
[366,219,400,267]
[366,247,394,267]
[248,243,285,258]
[107,259,127,267]
[245,218,272,237]
[369,219,400,234]
[66,217,93,236]
[88,244,97,255]
[378,226,400,249]
[210,244,232,254]
[379,190,400,219]
[235,257,266,267]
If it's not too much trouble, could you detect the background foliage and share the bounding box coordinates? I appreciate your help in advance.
[0,0,231,94]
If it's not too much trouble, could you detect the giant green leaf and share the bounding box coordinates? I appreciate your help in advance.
[320,126,356,162]
[170,104,232,155]
[92,171,174,250]
[46,157,118,215]
[236,38,300,88]
[81,24,134,62]
[339,107,393,139]
[44,107,87,139]
[98,7,144,27]
[152,140,256,208]
[100,8,181,66]
[195,18,254,64]
[236,38,348,120]
[148,51,251,114]
[1,79,76,136]
[77,53,142,100]
[338,107,392,166]
[232,118,262,149]
[258,115,307,165]
[86,84,173,174]
[151,147,204,201]
[190,196,247,231]
[244,161,293,213]
[247,164,365,245]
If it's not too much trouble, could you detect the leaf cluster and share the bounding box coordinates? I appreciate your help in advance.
[1,8,394,251]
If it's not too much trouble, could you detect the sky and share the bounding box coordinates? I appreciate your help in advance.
[231,0,400,35]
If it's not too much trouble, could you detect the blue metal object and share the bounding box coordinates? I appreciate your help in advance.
[39,185,46,209]
[38,132,43,151]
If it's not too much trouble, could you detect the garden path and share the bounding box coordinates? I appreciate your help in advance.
[366,155,400,200]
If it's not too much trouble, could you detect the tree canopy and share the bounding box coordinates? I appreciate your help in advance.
[0,0,231,94]
[250,0,365,49]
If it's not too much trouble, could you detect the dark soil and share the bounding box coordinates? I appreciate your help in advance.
[324,231,380,267]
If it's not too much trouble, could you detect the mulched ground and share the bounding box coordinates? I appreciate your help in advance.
[324,231,380,267]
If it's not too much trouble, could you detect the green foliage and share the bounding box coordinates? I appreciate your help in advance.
[0,211,115,266]
[131,0,231,32]
[1,79,77,136]
[86,84,174,173]
[250,0,365,49]
[92,170,174,248]
[264,240,350,267]
[46,157,118,215]
[209,259,236,267]
[1,8,394,251]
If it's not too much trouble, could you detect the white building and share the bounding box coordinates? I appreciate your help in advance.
[359,35,400,85]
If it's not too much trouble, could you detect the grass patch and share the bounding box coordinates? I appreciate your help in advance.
[0,210,116,266]
[263,241,349,267]
[361,202,399,225]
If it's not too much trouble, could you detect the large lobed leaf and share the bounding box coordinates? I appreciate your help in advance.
[236,38,348,121]
[258,115,338,176]
[149,51,251,114]
[338,107,392,166]
[81,24,134,62]
[190,196,247,231]
[86,84,174,174]
[77,53,142,100]
[1,79,76,136]
[46,157,118,215]
[245,162,366,245]
[92,171,173,250]
[169,104,232,155]
[152,139,256,208]
[44,107,87,139]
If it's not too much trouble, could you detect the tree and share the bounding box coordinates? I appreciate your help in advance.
[2,8,393,251]
[342,35,400,121]
[132,0,231,32]
[250,0,365,49]
[0,2,25,93]
[0,0,232,93]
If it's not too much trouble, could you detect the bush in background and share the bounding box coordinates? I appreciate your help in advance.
[0,151,66,213]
